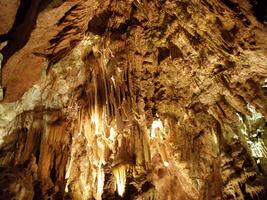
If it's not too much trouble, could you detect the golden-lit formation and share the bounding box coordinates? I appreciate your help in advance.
[150,119,163,139]
[0,0,266,199]
[113,165,127,196]
[150,118,170,167]
[237,105,267,159]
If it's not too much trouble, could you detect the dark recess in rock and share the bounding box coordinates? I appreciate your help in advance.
[157,47,170,64]
[169,43,183,59]
[251,0,267,22]
[87,11,112,35]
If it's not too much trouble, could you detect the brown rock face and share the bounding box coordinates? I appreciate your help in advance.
[0,167,34,200]
[0,0,19,35]
[0,0,267,200]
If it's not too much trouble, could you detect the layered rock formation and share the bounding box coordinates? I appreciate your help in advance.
[0,0,267,199]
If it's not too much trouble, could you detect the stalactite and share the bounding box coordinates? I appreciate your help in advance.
[113,164,127,197]
[0,0,267,199]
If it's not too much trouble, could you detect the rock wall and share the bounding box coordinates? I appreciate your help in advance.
[0,0,267,199]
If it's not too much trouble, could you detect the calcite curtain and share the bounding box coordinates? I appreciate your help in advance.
[0,0,266,199]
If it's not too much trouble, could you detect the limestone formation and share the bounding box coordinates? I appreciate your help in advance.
[0,0,266,199]
[0,53,3,101]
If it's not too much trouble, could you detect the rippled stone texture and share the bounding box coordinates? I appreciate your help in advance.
[0,0,266,199]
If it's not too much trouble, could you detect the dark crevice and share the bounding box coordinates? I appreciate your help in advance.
[87,11,112,35]
[33,181,42,200]
[34,131,42,164]
[157,14,176,38]
[50,155,57,183]
[203,0,214,11]
[221,0,240,12]
[12,0,32,27]
[169,42,183,59]
[0,34,9,43]
[179,25,202,46]
[221,0,251,26]
[250,0,267,22]
[141,181,154,193]
[157,47,170,64]
[110,20,131,35]
[221,26,239,43]
[57,4,79,26]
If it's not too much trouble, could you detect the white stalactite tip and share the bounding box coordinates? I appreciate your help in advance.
[151,119,163,139]
[113,165,127,197]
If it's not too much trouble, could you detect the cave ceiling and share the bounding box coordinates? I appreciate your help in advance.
[0,0,267,199]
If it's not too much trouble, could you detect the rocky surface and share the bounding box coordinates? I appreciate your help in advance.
[0,0,267,199]
[0,0,19,35]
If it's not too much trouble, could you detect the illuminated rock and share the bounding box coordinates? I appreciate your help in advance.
[0,0,266,199]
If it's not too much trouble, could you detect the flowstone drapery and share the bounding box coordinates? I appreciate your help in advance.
[0,0,266,199]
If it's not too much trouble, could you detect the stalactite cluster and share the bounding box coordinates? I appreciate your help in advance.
[0,0,267,199]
